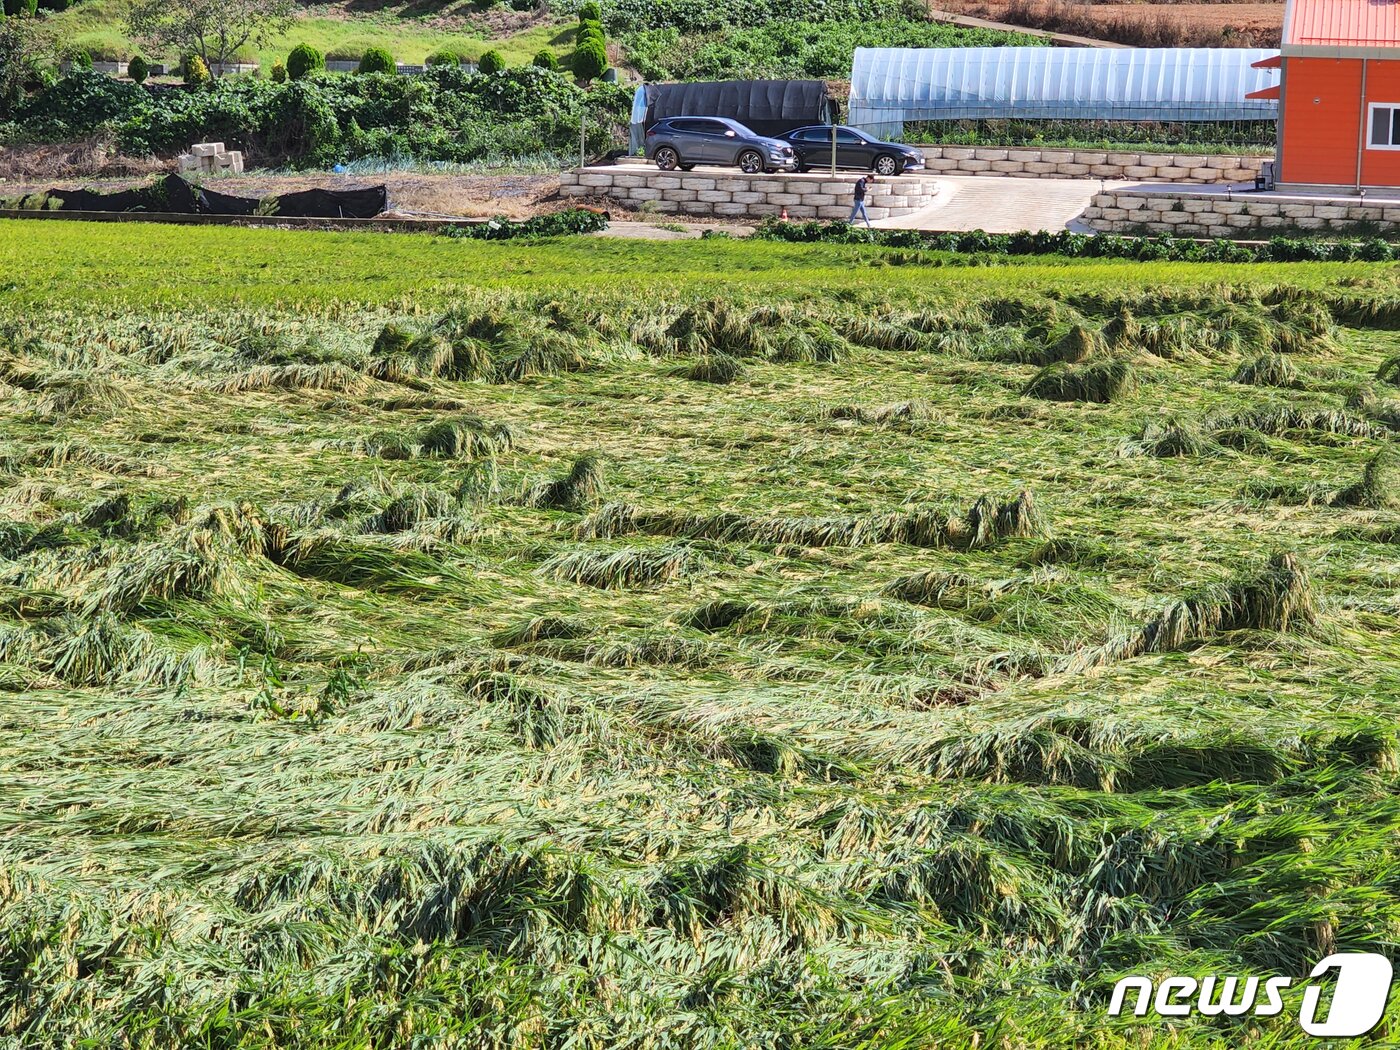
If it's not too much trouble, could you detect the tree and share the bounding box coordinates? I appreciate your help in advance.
[532,49,558,71]
[577,1,600,22]
[128,54,150,83]
[286,42,323,80]
[572,38,606,82]
[128,0,295,77]
[478,49,504,74]
[0,16,43,116]
[357,46,394,74]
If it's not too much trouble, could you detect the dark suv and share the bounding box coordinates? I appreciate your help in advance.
[779,125,926,176]
[645,117,799,175]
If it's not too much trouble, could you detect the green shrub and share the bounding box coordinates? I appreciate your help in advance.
[532,49,559,70]
[286,43,324,80]
[127,55,149,84]
[67,48,93,70]
[478,49,505,74]
[39,0,71,8]
[576,20,605,45]
[270,61,287,83]
[3,0,38,16]
[183,55,210,87]
[578,0,601,20]
[573,38,608,81]
[358,47,395,75]
[425,48,462,67]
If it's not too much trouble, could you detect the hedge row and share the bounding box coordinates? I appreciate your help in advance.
[440,208,609,239]
[754,219,1400,263]
[3,67,631,166]
[559,0,923,33]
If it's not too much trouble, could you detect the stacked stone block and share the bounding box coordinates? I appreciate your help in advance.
[561,168,940,220]
[915,147,1267,185]
[1081,188,1400,238]
[177,142,245,175]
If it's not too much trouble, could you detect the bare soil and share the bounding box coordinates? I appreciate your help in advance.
[938,0,1284,46]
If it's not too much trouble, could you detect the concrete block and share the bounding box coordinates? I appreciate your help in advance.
[1024,161,1058,174]
[817,205,851,219]
[652,176,683,189]
[661,189,698,202]
[1090,164,1124,178]
[927,158,961,172]
[1156,211,1191,224]
[1102,208,1128,221]
[1182,199,1213,213]
[696,190,732,203]
[578,173,614,187]
[177,155,198,171]
[1312,205,1348,219]
[1007,149,1041,162]
[714,179,750,192]
[803,193,837,206]
[1281,204,1316,218]
[1177,223,1208,236]
[1106,153,1141,166]
[680,201,711,215]
[941,147,976,160]
[1059,163,1091,176]
[959,159,992,172]
[191,142,223,158]
[920,146,945,159]
[991,160,1025,173]
[608,174,646,188]
[1347,206,1384,221]
[1247,203,1283,216]
[1124,165,1159,179]
[874,195,908,209]
[1121,197,1148,212]
[1223,169,1257,182]
[1383,208,1400,221]
[1205,156,1235,169]
[1190,167,1217,182]
[1039,151,1074,164]
[767,193,803,205]
[1156,166,1191,180]
[1081,207,1103,220]
[1144,222,1173,234]
[558,171,580,185]
[1172,156,1208,169]
[559,185,591,197]
[975,148,1010,161]
[787,205,818,219]
[1295,217,1326,229]
[712,202,748,217]
[821,182,853,195]
[1073,152,1108,165]
[1227,214,1258,227]
[864,207,890,220]
[651,200,680,213]
[682,177,716,191]
[731,191,766,204]
[628,187,663,201]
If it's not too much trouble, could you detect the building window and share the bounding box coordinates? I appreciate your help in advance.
[1369,103,1400,149]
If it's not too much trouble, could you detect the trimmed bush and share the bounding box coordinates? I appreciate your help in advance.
[183,55,210,87]
[270,61,287,83]
[578,1,601,20]
[68,48,93,70]
[127,55,149,84]
[286,43,324,80]
[478,49,505,74]
[358,47,395,75]
[576,20,605,45]
[425,48,462,68]
[532,49,559,70]
[573,38,608,81]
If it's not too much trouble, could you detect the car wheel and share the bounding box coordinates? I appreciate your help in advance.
[655,147,679,171]
[678,164,695,171]
[874,154,901,176]
[738,150,764,175]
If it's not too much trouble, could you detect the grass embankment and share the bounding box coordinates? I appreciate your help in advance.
[1,220,1400,1047]
[42,0,576,67]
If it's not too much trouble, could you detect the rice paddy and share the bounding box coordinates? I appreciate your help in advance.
[2,221,1400,1048]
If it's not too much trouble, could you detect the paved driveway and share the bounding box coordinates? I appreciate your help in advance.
[877,174,1132,233]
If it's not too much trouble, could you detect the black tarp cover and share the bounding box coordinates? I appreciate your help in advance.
[643,80,835,139]
[47,175,388,219]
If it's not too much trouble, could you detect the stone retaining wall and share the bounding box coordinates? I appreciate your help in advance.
[1082,187,1400,238]
[914,146,1269,185]
[560,167,940,220]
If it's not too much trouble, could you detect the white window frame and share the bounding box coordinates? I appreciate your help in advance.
[1367,102,1400,150]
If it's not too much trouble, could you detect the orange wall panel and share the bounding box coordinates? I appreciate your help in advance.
[1280,58,1363,186]
[1361,61,1400,188]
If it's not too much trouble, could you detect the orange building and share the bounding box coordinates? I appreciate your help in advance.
[1268,0,1400,190]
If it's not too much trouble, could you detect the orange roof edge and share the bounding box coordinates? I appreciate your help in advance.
[1245,85,1282,101]
[1251,55,1283,69]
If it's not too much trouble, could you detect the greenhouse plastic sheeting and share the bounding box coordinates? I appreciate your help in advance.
[848,47,1280,135]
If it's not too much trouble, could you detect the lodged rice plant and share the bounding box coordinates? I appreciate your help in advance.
[5,230,1400,1050]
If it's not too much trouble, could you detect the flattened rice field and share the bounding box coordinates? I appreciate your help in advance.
[2,220,1400,1048]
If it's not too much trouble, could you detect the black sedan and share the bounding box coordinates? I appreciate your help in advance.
[779,126,926,176]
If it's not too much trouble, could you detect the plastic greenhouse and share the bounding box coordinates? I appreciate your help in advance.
[848,47,1281,138]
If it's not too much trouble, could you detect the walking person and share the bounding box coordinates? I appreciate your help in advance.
[848,174,876,227]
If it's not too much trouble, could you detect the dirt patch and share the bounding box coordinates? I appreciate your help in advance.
[0,141,166,184]
[938,0,1283,47]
